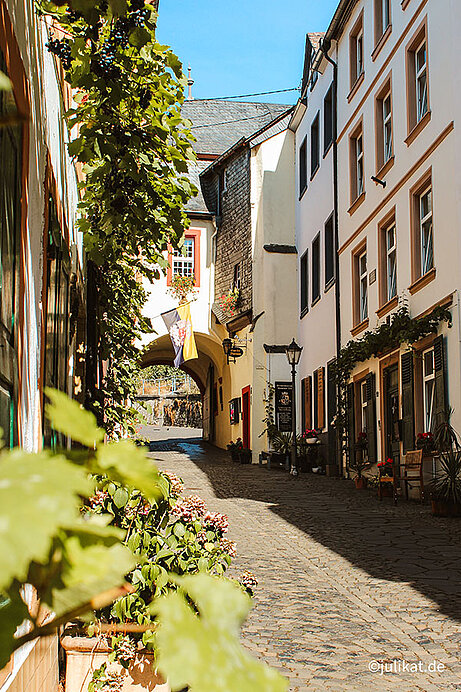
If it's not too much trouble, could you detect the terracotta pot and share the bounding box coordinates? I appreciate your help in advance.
[431,500,461,517]
[354,476,368,490]
[61,634,169,692]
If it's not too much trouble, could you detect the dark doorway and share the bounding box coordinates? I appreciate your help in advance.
[383,363,400,471]
[242,385,251,449]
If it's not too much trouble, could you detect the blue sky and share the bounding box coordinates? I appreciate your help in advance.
[157,0,340,104]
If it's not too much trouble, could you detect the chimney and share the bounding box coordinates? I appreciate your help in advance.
[187,65,194,100]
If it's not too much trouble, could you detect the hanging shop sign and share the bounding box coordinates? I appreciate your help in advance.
[275,381,293,432]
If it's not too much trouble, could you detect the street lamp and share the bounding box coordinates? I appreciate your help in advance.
[285,338,303,476]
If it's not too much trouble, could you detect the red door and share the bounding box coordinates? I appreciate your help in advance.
[242,386,251,449]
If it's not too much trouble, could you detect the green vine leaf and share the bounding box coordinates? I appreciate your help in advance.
[153,574,288,692]
[0,449,92,589]
[45,388,104,447]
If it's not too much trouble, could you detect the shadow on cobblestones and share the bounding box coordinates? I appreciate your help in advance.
[183,441,461,626]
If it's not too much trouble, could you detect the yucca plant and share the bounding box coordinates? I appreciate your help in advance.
[431,448,461,505]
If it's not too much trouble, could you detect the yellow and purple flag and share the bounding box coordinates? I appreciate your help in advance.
[162,302,198,368]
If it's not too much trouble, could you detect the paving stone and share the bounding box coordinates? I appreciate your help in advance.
[148,439,461,691]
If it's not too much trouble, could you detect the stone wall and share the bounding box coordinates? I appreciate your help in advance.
[214,149,253,316]
[135,395,202,428]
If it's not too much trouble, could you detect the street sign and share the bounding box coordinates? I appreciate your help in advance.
[229,347,244,359]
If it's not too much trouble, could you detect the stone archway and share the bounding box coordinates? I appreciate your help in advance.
[141,331,224,440]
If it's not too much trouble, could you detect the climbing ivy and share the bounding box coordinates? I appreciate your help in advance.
[35,0,197,434]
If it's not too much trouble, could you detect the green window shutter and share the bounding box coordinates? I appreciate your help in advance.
[327,361,337,465]
[434,334,447,429]
[346,382,355,466]
[365,373,377,464]
[401,350,415,454]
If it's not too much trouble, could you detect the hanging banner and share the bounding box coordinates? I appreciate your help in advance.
[162,302,198,368]
[275,381,293,432]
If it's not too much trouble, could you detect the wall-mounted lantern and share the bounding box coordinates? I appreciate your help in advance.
[222,337,244,364]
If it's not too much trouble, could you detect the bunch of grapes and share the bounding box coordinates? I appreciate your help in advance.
[130,7,149,27]
[139,87,152,109]
[92,42,120,79]
[109,18,130,50]
[45,38,72,69]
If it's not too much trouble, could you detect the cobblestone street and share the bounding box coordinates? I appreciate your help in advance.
[147,434,461,691]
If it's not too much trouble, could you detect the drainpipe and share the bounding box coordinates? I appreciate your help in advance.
[320,38,344,476]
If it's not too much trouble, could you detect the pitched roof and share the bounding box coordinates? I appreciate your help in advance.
[182,100,291,156]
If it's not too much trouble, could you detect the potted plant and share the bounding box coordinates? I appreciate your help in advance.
[349,446,372,489]
[297,429,321,472]
[227,438,243,462]
[239,447,252,464]
[416,431,435,456]
[377,458,395,497]
[270,430,293,468]
[430,448,461,517]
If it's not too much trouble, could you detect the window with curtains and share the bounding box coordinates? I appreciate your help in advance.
[172,237,194,277]
[0,48,22,448]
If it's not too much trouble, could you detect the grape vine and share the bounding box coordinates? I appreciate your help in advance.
[36,0,197,435]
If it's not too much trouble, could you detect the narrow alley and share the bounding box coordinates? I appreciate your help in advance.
[148,435,461,692]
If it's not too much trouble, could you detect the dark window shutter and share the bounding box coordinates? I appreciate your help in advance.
[327,361,337,464]
[347,382,355,465]
[434,335,447,429]
[401,350,415,453]
[365,373,377,463]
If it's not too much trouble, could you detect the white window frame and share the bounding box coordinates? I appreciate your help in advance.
[386,223,397,301]
[172,236,194,277]
[359,250,368,321]
[422,347,435,432]
[415,40,428,123]
[382,0,390,33]
[419,185,433,276]
[356,132,364,197]
[383,91,393,163]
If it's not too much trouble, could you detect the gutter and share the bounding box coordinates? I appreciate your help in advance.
[312,0,359,72]
[320,37,343,475]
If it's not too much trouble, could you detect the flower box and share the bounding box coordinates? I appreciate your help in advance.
[61,632,169,692]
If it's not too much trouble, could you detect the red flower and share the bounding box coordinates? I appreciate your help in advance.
[386,458,393,465]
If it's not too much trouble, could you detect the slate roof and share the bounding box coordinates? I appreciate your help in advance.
[182,99,291,213]
[182,100,291,156]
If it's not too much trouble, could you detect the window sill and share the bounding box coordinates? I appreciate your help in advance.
[299,185,308,200]
[348,191,366,215]
[325,277,335,293]
[300,306,309,319]
[311,295,321,308]
[372,24,392,62]
[310,164,320,181]
[323,140,334,159]
[405,110,431,147]
[401,0,411,9]
[347,72,365,103]
[351,318,369,337]
[409,267,436,295]
[376,155,394,180]
[376,295,398,318]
